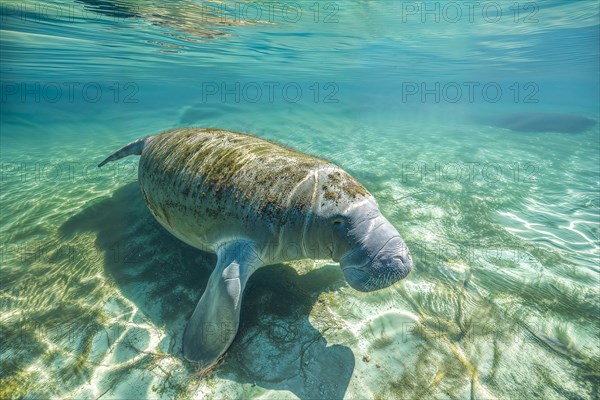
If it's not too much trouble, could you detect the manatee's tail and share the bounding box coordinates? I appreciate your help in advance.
[98,136,150,168]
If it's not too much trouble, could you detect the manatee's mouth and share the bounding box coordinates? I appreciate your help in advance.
[340,237,412,292]
[343,264,410,292]
[342,267,372,291]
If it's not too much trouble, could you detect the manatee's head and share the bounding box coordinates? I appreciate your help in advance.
[331,203,412,292]
[309,168,412,292]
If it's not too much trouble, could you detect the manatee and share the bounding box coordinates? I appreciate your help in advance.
[480,112,597,134]
[98,128,412,367]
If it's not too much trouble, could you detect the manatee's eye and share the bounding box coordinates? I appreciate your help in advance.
[331,218,344,226]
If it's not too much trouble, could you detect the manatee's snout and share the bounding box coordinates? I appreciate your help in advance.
[339,218,412,292]
[369,236,412,284]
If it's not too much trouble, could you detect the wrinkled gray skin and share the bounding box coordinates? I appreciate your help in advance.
[99,128,412,368]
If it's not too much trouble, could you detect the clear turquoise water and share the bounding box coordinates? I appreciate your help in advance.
[1,1,599,398]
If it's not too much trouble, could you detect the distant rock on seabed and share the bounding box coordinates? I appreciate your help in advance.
[479,112,597,134]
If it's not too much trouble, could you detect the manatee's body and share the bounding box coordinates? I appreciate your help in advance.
[137,128,365,262]
[99,128,412,366]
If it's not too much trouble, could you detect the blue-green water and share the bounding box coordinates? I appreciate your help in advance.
[1,1,599,399]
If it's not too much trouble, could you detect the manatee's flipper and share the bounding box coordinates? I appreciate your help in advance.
[97,136,152,167]
[183,241,262,367]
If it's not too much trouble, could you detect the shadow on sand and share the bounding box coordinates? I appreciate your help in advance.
[59,182,355,399]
